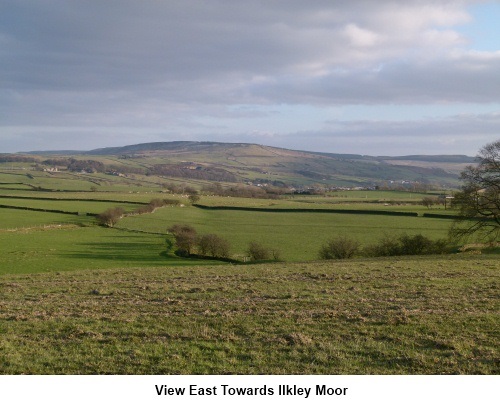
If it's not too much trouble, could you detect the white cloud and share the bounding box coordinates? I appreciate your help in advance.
[343,24,381,47]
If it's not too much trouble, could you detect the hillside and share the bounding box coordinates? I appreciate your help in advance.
[18,141,473,188]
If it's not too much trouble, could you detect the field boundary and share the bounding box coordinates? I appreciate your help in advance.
[422,212,462,220]
[0,204,98,216]
[193,203,420,217]
[0,194,146,205]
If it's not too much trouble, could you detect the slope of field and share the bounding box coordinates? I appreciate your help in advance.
[1,256,498,374]
[0,220,221,275]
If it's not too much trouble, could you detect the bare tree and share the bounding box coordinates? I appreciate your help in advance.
[247,241,271,261]
[96,207,125,227]
[168,224,198,256]
[421,196,438,208]
[450,140,500,242]
[197,234,231,258]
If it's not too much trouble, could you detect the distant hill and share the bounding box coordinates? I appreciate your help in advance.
[22,149,86,155]
[19,141,474,188]
[378,155,476,163]
[87,141,242,155]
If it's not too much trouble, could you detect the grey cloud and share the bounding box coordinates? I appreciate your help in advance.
[321,112,500,137]
[1,0,498,155]
[278,112,500,154]
[249,53,500,105]
[0,0,481,91]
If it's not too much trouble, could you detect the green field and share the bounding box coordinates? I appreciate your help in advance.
[0,203,457,274]
[0,160,498,375]
[1,257,498,374]
[0,178,461,270]
[0,209,93,230]
[0,225,224,275]
[120,206,453,261]
[0,197,141,214]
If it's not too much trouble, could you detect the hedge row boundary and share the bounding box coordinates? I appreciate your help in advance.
[193,204,419,217]
[0,195,146,205]
[0,204,98,217]
[422,213,461,220]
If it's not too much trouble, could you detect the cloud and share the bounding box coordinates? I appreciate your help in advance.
[0,0,482,91]
[278,112,500,154]
[0,0,498,154]
[250,50,500,105]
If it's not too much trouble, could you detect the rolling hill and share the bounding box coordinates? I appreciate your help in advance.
[19,141,474,188]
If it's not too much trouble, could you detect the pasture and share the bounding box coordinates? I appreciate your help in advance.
[119,205,454,261]
[0,173,461,269]
[0,211,220,275]
[0,166,498,375]
[1,257,498,374]
[0,197,141,215]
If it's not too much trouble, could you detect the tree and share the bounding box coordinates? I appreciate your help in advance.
[247,241,271,261]
[168,224,198,256]
[421,196,438,208]
[197,234,231,258]
[96,207,125,227]
[450,140,500,242]
[188,194,200,204]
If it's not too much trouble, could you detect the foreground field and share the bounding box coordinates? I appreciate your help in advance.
[1,256,498,374]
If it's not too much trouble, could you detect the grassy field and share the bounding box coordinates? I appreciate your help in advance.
[0,209,94,229]
[0,179,461,268]
[0,221,222,275]
[0,197,141,214]
[119,205,454,261]
[1,256,498,374]
[0,204,456,274]
[0,189,466,272]
[0,163,497,375]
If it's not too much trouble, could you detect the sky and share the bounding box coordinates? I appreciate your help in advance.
[1,0,500,156]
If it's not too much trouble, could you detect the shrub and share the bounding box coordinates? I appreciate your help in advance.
[162,198,181,206]
[96,207,125,227]
[399,234,433,255]
[188,194,201,204]
[168,224,198,256]
[365,233,449,257]
[364,234,402,257]
[318,236,360,260]
[197,234,231,258]
[132,205,155,215]
[132,198,181,215]
[247,241,271,261]
[271,248,283,261]
[149,198,166,208]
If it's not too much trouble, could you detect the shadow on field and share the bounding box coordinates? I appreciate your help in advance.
[63,235,168,264]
